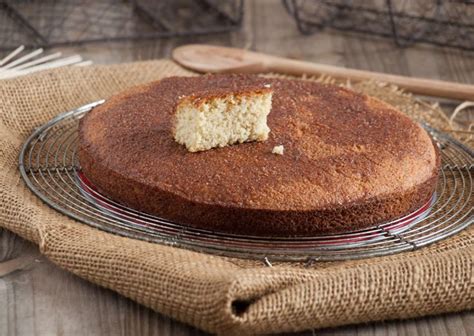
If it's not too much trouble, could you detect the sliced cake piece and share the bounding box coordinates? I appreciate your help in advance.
[173,86,273,152]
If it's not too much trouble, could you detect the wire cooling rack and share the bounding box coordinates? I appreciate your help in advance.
[283,0,474,51]
[19,100,473,262]
[0,0,243,51]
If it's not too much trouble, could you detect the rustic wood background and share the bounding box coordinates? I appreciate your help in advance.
[1,0,472,335]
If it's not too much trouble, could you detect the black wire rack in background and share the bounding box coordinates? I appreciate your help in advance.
[284,0,474,51]
[0,0,244,51]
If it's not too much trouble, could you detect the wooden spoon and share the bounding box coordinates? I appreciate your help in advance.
[172,44,474,101]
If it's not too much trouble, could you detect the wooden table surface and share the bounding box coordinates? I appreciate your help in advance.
[1,1,473,335]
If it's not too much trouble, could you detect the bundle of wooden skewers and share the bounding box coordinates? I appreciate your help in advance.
[0,45,91,80]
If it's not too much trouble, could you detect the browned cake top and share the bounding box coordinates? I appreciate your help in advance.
[179,85,272,107]
[79,74,438,211]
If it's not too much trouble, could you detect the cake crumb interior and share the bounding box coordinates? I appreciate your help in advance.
[174,89,273,152]
[272,145,284,155]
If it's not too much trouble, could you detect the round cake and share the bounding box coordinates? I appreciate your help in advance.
[78,74,440,236]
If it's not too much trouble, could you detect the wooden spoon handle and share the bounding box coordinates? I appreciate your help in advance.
[265,56,474,101]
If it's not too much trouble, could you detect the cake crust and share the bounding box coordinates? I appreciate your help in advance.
[78,74,440,236]
[178,86,272,107]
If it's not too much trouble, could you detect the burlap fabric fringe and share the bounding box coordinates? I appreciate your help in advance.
[0,60,472,335]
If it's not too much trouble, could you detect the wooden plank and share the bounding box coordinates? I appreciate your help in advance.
[0,229,208,336]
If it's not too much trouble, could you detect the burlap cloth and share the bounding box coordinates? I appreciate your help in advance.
[0,60,472,335]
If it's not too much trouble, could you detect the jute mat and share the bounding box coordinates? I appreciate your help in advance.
[0,60,472,335]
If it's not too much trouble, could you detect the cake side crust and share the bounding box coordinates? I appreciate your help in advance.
[78,140,439,236]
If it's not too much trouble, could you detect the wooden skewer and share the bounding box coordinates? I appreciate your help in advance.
[0,45,24,67]
[0,45,92,80]
[172,44,474,101]
[0,48,43,71]
[74,60,94,67]
[0,55,85,80]
[16,55,83,73]
[13,52,63,71]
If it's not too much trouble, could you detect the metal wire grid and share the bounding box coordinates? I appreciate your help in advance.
[283,0,474,51]
[19,101,473,262]
[0,0,243,51]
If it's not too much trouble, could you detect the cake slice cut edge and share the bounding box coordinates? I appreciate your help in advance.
[173,86,273,152]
